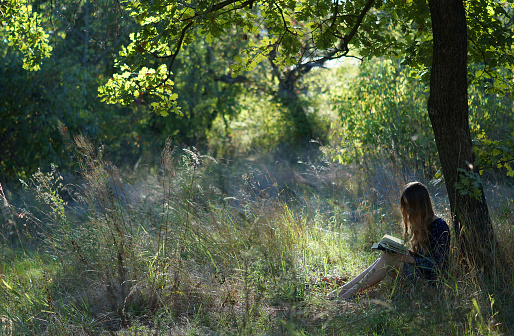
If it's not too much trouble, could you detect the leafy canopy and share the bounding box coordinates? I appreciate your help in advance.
[3,0,514,179]
[95,0,514,116]
[97,0,381,115]
[1,1,52,71]
[4,0,513,113]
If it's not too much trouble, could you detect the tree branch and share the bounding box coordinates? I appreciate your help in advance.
[293,0,375,72]
[181,0,256,23]
[340,0,375,53]
[93,25,129,66]
[272,1,296,36]
[212,73,249,84]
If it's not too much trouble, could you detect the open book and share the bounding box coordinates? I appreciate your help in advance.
[372,234,409,255]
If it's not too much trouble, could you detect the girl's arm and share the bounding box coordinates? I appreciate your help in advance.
[389,251,416,264]
[431,219,450,270]
[404,251,416,264]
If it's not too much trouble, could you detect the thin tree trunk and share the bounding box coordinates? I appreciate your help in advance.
[83,0,90,66]
[427,0,500,270]
[278,72,313,141]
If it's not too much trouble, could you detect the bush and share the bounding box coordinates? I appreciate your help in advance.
[329,58,437,175]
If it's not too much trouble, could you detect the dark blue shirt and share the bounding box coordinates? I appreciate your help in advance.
[404,217,450,281]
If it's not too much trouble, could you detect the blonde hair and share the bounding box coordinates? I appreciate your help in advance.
[400,182,435,253]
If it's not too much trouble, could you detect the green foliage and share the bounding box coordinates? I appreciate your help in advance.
[468,83,514,179]
[455,167,484,200]
[149,35,247,147]
[328,56,514,183]
[474,132,514,177]
[5,0,514,126]
[0,36,151,181]
[4,0,513,175]
[370,0,514,92]
[95,0,514,115]
[0,1,52,71]
[468,81,514,139]
[209,94,293,150]
[96,0,381,115]
[230,36,276,74]
[99,63,180,116]
[329,58,436,173]
[0,50,67,180]
[466,1,514,95]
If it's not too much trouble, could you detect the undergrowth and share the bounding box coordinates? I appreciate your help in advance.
[0,137,513,335]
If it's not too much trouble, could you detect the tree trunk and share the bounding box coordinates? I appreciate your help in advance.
[427,0,500,270]
[278,70,313,141]
[268,46,314,141]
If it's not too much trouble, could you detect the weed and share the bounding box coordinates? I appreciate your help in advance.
[0,142,513,335]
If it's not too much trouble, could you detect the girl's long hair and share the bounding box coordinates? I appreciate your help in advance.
[401,182,435,253]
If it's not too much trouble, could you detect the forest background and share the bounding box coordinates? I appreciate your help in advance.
[1,0,514,334]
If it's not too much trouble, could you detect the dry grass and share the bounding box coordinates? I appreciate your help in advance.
[1,139,513,335]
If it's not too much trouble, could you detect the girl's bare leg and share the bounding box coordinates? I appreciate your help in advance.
[326,258,380,298]
[339,259,381,291]
[336,253,403,299]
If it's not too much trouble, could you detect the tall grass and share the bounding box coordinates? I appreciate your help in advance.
[0,138,513,335]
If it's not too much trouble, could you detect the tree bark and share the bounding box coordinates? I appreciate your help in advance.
[267,43,316,141]
[277,70,314,141]
[427,0,500,270]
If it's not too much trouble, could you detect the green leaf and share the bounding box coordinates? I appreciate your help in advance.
[205,33,213,44]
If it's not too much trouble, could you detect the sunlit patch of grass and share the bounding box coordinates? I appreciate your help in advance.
[0,248,60,334]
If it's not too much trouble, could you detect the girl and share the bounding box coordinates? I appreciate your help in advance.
[330,182,450,300]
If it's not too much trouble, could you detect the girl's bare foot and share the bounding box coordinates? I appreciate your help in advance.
[338,284,359,299]
[326,282,354,300]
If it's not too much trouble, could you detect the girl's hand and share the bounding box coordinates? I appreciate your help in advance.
[405,250,416,264]
[387,251,415,263]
